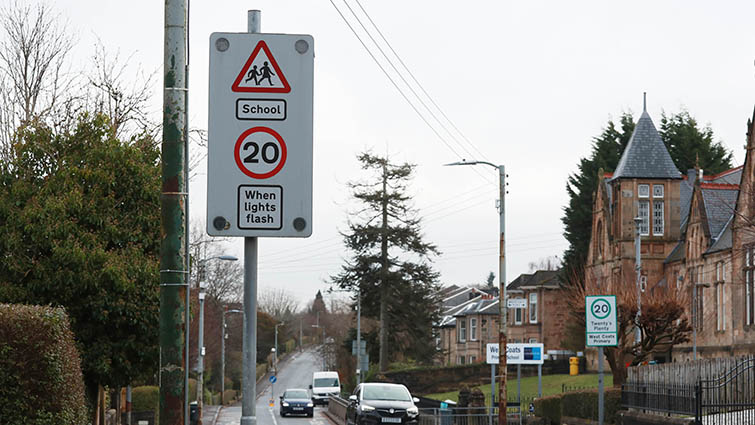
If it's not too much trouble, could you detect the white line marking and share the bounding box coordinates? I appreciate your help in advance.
[268,406,279,425]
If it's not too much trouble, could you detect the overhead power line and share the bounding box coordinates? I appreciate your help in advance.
[327,0,494,184]
[352,0,489,162]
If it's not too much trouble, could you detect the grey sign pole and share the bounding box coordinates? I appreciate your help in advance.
[241,12,262,425]
[538,363,542,398]
[489,363,495,425]
[598,347,604,425]
[517,364,522,425]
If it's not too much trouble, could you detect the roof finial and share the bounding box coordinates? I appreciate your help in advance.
[643,92,647,112]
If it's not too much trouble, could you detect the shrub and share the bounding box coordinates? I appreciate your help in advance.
[560,388,621,423]
[0,304,88,425]
[533,394,563,425]
[223,390,237,404]
[256,363,267,381]
[131,386,159,413]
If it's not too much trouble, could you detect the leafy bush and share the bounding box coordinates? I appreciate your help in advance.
[560,388,621,423]
[256,363,267,380]
[0,304,88,425]
[131,386,159,413]
[533,394,562,425]
[223,390,237,404]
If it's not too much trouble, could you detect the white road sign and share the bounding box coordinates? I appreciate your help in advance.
[486,343,545,365]
[207,33,313,237]
[507,298,527,309]
[585,295,618,346]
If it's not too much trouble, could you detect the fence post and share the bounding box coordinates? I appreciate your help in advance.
[694,382,702,425]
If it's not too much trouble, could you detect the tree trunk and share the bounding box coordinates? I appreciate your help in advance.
[379,162,389,372]
[605,348,627,387]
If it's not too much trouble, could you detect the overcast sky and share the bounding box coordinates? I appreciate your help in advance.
[53,0,755,308]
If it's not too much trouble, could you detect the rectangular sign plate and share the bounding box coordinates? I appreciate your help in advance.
[585,295,618,347]
[487,343,545,365]
[507,298,527,309]
[207,33,313,238]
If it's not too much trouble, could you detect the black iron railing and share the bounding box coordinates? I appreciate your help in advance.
[621,382,696,415]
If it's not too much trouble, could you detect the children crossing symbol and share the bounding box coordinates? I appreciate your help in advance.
[232,40,291,93]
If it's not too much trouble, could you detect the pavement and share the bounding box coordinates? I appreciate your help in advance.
[206,348,336,425]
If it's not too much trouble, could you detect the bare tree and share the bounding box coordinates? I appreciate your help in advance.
[86,39,157,139]
[566,271,691,386]
[0,1,75,158]
[528,255,561,272]
[190,223,242,304]
[258,287,300,321]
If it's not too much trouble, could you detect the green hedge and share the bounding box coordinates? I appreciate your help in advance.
[0,304,88,425]
[561,388,621,423]
[533,394,562,425]
[256,363,267,381]
[534,388,621,424]
[132,386,159,413]
[223,390,237,405]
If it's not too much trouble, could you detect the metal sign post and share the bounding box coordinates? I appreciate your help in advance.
[207,10,314,425]
[586,295,618,425]
[487,343,544,423]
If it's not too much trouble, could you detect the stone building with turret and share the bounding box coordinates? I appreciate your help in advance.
[585,100,755,362]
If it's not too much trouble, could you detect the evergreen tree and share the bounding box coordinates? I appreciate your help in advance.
[661,110,733,174]
[561,110,734,280]
[562,113,635,279]
[332,152,440,371]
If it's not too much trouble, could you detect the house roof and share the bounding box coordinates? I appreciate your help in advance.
[610,110,681,181]
[701,185,738,241]
[707,215,733,254]
[453,297,499,318]
[438,296,482,327]
[664,241,685,264]
[508,270,561,291]
[441,286,483,309]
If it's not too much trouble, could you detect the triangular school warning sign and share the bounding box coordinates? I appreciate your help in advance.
[232,40,291,93]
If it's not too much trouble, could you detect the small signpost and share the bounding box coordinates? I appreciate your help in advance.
[207,13,314,424]
[586,295,618,425]
[487,343,544,425]
[506,298,527,309]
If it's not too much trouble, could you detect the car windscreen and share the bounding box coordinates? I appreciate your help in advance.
[362,386,411,401]
[313,378,339,387]
[284,390,309,399]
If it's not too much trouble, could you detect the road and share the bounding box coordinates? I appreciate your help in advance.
[215,348,335,425]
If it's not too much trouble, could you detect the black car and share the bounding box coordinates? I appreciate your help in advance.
[279,388,314,417]
[346,383,419,425]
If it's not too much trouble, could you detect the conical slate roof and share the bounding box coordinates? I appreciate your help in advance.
[610,110,681,181]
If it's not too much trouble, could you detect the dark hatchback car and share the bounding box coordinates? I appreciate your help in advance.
[346,383,419,425]
[279,389,314,417]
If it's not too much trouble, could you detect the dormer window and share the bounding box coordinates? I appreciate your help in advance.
[638,184,650,198]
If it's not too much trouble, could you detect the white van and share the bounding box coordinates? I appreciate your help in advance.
[309,371,341,405]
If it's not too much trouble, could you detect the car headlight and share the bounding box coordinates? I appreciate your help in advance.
[307,402,314,407]
[407,406,418,416]
[282,402,289,407]
[361,404,375,412]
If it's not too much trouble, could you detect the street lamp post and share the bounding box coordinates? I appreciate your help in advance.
[356,287,362,386]
[274,322,285,371]
[221,308,243,405]
[196,255,237,424]
[633,216,642,345]
[445,160,507,425]
[692,280,710,361]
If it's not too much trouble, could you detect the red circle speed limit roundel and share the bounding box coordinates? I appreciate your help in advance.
[234,127,287,179]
